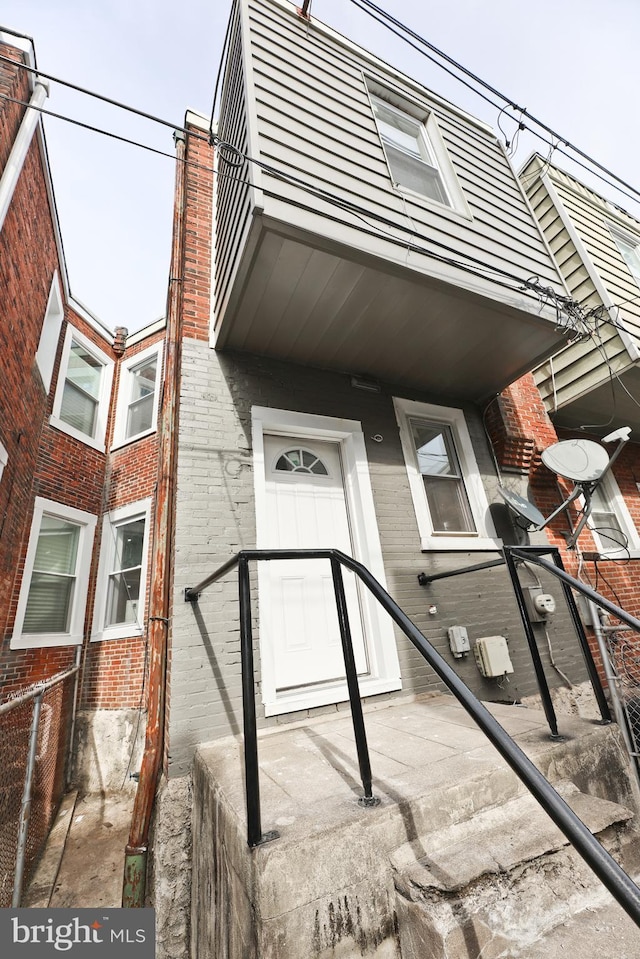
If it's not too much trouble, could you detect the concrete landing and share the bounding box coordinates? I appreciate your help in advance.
[191,692,640,959]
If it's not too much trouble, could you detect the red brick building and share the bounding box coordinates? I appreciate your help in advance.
[0,29,165,828]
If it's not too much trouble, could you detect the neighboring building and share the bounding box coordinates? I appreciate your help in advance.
[0,27,164,901]
[492,156,640,630]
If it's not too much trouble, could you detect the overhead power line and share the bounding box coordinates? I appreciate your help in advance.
[347,0,640,208]
[0,52,209,144]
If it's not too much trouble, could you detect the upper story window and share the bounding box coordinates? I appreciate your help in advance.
[367,83,470,217]
[50,326,113,451]
[610,227,640,286]
[112,342,163,449]
[11,497,97,649]
[394,398,499,551]
[370,94,450,205]
[35,271,64,393]
[92,499,152,641]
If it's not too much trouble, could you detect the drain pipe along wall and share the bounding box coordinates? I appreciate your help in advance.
[122,128,186,908]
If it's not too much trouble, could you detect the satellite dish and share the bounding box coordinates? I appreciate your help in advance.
[541,439,609,483]
[498,487,545,529]
[498,428,631,549]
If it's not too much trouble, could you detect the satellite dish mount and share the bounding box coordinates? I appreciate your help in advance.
[499,427,631,549]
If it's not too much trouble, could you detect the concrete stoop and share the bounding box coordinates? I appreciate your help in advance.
[392,782,636,959]
[190,697,640,959]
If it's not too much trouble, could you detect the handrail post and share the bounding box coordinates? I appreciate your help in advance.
[503,547,560,738]
[12,690,43,906]
[238,555,278,847]
[330,557,378,805]
[549,548,612,724]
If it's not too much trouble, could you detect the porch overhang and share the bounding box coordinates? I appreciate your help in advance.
[548,364,640,437]
[213,214,570,402]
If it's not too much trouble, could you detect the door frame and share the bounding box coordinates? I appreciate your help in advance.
[252,406,401,716]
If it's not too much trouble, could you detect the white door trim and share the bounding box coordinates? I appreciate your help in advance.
[252,406,401,716]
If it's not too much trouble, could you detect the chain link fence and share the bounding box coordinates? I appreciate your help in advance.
[605,624,640,762]
[0,669,77,907]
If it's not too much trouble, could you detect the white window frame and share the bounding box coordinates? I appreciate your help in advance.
[91,498,152,642]
[111,341,164,450]
[366,79,471,218]
[394,398,499,551]
[609,225,640,287]
[587,472,640,559]
[50,325,114,451]
[35,271,64,393]
[11,497,97,649]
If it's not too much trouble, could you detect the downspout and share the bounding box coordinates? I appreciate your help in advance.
[0,76,49,233]
[123,128,186,907]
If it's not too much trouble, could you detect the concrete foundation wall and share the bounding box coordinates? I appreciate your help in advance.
[72,708,146,794]
[169,342,589,776]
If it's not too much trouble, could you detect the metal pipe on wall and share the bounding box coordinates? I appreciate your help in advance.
[122,128,186,908]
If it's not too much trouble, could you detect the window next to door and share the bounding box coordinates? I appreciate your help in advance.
[394,398,499,551]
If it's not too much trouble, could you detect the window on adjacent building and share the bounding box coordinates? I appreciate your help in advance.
[112,342,163,448]
[11,498,97,649]
[610,228,640,286]
[394,398,499,550]
[35,271,64,393]
[51,326,113,450]
[587,474,640,557]
[92,499,151,641]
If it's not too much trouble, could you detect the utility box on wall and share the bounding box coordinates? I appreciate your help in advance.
[474,635,514,678]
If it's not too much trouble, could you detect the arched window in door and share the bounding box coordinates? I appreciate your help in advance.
[274,448,329,475]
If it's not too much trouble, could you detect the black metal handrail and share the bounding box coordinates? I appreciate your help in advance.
[185,548,640,926]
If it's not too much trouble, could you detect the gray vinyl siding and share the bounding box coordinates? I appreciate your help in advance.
[214,1,255,324]
[520,157,633,411]
[215,0,564,323]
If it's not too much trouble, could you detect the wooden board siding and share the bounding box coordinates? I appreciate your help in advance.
[215,0,564,324]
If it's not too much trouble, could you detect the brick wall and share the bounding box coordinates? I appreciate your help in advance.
[0,43,71,691]
[181,124,213,342]
[79,327,165,711]
[490,373,640,686]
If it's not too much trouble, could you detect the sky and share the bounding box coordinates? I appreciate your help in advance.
[2,0,640,334]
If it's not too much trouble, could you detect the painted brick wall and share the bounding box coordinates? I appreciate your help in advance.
[168,345,587,776]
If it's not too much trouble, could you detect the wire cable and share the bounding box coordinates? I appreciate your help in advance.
[0,51,210,144]
[347,0,640,207]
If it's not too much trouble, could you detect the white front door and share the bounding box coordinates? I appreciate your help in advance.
[262,434,368,692]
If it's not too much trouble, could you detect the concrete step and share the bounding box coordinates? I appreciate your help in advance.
[392,782,639,959]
